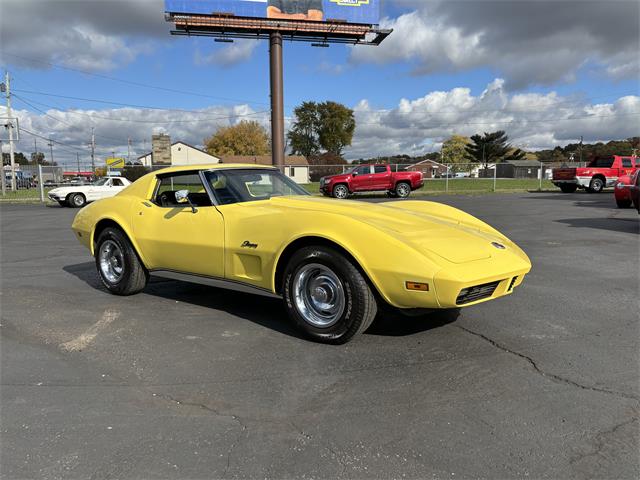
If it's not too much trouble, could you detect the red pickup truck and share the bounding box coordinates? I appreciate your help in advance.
[552,155,638,193]
[320,164,424,199]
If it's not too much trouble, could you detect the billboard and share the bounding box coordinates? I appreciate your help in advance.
[165,0,380,25]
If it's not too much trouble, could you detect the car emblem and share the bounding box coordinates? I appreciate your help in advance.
[241,241,258,249]
[491,242,506,250]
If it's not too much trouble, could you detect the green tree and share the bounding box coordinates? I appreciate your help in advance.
[465,131,525,167]
[204,120,270,156]
[441,135,471,172]
[288,101,355,158]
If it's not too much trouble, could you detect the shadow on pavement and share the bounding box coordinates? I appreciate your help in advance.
[528,192,618,209]
[556,217,639,234]
[63,261,456,340]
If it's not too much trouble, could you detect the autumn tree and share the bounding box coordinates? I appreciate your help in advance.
[441,135,471,172]
[465,131,525,167]
[205,120,270,156]
[288,101,355,159]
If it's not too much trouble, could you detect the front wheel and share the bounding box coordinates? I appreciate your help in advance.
[559,184,578,193]
[587,177,604,193]
[69,193,86,208]
[395,182,411,198]
[283,246,377,344]
[95,227,148,296]
[332,184,349,199]
[57,200,68,207]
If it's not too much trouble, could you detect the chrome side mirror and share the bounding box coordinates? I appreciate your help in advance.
[175,189,197,213]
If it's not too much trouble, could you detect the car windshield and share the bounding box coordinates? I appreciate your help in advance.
[204,169,309,205]
[92,178,109,186]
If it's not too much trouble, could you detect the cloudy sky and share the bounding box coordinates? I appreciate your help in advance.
[0,0,638,166]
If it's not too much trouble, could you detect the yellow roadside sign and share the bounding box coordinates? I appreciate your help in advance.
[106,157,125,168]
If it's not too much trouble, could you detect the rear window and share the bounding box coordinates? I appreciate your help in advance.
[374,165,387,174]
[587,157,614,168]
[621,158,633,168]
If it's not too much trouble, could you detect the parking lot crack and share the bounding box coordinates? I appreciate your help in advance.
[569,417,638,467]
[457,325,639,402]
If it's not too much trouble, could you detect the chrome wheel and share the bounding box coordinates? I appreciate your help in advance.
[293,263,345,328]
[333,185,348,199]
[72,194,85,207]
[396,183,410,198]
[99,240,124,284]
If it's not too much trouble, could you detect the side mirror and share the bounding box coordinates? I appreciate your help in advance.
[175,189,197,213]
[352,172,358,177]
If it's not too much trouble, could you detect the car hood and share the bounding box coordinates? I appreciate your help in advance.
[267,196,513,264]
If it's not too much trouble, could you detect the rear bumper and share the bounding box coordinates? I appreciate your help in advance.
[552,177,590,188]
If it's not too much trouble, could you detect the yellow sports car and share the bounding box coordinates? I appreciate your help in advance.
[72,164,531,344]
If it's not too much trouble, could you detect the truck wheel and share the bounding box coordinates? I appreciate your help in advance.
[616,198,632,208]
[332,184,349,199]
[395,182,411,198]
[386,191,398,198]
[559,184,578,193]
[283,246,377,344]
[69,193,86,208]
[95,227,148,296]
[587,177,604,193]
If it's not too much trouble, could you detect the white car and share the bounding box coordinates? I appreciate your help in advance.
[48,177,131,208]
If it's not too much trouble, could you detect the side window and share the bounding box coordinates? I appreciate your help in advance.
[355,166,370,175]
[111,178,124,186]
[154,172,212,207]
[374,165,387,174]
[622,158,632,168]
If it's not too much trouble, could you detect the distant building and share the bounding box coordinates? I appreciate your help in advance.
[496,160,543,179]
[219,155,310,184]
[138,136,221,166]
[406,159,448,178]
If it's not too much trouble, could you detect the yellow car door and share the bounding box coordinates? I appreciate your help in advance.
[132,171,224,277]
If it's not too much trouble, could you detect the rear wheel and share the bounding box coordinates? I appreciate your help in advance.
[69,193,86,208]
[559,184,578,193]
[395,182,411,198]
[587,177,604,193]
[332,184,349,199]
[283,246,377,344]
[95,227,148,296]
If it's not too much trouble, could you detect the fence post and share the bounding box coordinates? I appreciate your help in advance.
[493,166,497,192]
[38,164,45,203]
[445,166,449,193]
[539,161,543,191]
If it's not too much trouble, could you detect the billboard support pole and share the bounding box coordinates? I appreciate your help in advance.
[269,31,285,171]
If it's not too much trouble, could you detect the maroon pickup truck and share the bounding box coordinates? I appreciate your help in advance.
[320,164,424,199]
[552,155,638,193]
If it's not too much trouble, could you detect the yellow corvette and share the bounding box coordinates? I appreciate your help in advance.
[72,164,531,343]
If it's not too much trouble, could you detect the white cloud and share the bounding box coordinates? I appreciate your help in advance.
[351,1,640,89]
[4,79,638,165]
[194,40,260,67]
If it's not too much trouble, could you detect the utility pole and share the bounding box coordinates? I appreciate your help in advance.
[3,71,17,191]
[33,138,38,164]
[47,137,54,166]
[90,127,96,173]
[269,31,285,171]
[0,139,5,196]
[127,137,131,164]
[579,136,583,164]
[76,153,80,173]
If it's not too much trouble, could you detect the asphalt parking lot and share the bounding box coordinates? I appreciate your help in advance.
[1,192,638,479]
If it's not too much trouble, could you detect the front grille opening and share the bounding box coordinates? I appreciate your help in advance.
[456,280,501,305]
[508,276,518,291]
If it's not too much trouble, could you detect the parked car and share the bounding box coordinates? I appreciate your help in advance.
[71,164,531,344]
[613,169,637,208]
[320,164,424,199]
[48,176,131,207]
[552,155,637,193]
[615,169,640,213]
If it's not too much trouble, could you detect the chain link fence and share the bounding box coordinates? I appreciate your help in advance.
[1,160,571,202]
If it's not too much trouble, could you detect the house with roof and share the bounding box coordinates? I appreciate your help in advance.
[495,160,543,179]
[405,159,448,178]
[219,155,310,184]
[138,135,220,167]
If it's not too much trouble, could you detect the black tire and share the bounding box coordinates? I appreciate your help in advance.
[395,182,411,198]
[332,184,349,199]
[587,177,604,193]
[559,184,578,193]
[283,246,377,344]
[57,200,67,207]
[69,193,86,208]
[386,191,398,198]
[95,227,148,296]
[616,198,632,208]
